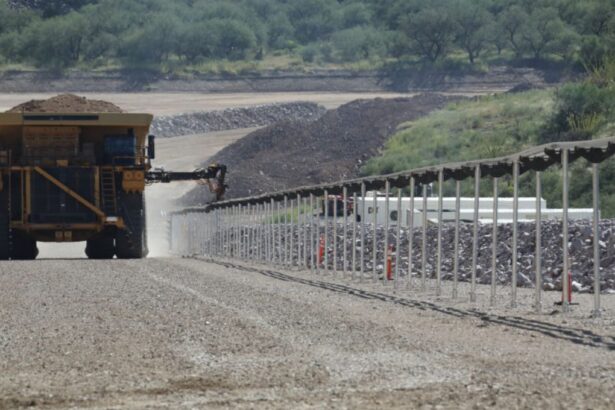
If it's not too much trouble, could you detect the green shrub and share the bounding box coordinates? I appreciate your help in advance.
[299,44,319,62]
[330,26,388,62]
[542,81,615,143]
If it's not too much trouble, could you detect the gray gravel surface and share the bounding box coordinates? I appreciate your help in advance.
[1,258,615,409]
[150,102,325,138]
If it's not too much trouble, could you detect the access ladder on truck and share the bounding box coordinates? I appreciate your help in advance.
[100,167,117,216]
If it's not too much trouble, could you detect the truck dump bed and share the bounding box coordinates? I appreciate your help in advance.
[0,112,153,167]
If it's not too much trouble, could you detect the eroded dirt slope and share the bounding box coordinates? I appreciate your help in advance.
[183,94,461,203]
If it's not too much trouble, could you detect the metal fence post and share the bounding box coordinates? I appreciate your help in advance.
[231,205,236,258]
[223,207,228,258]
[237,205,242,259]
[436,169,443,296]
[261,203,266,262]
[372,188,378,282]
[491,177,498,307]
[219,209,224,258]
[562,149,570,313]
[243,204,248,260]
[254,204,258,261]
[242,204,247,260]
[395,188,402,288]
[255,204,259,262]
[278,200,283,265]
[453,179,460,299]
[310,193,316,272]
[266,202,270,263]
[235,205,239,258]
[289,197,295,266]
[408,177,415,289]
[384,179,390,284]
[324,190,329,273]
[343,186,348,276]
[352,191,358,280]
[471,165,480,302]
[297,196,308,269]
[592,163,601,318]
[333,194,338,274]
[285,198,290,265]
[535,172,542,312]
[511,159,519,308]
[421,183,428,291]
[361,182,366,280]
[236,205,241,259]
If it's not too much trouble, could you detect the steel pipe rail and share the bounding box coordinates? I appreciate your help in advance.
[170,137,615,315]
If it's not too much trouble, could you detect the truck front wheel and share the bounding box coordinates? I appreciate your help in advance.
[0,179,9,260]
[116,192,148,259]
[11,233,38,260]
[85,235,115,259]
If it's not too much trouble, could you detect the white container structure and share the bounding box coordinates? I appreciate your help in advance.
[355,194,594,227]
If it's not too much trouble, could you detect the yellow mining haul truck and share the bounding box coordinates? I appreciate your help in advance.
[0,112,226,260]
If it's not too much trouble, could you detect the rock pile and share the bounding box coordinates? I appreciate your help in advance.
[150,102,326,138]
[218,219,615,292]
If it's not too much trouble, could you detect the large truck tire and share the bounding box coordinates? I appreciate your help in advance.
[85,234,115,259]
[10,232,38,260]
[0,177,9,260]
[116,192,148,259]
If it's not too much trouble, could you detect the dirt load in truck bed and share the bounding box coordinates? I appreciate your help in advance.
[7,93,123,113]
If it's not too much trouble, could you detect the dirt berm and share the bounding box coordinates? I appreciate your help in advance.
[182,94,461,204]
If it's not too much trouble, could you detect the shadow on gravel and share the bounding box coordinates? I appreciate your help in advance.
[205,259,615,351]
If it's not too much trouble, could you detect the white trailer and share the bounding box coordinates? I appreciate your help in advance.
[355,194,594,227]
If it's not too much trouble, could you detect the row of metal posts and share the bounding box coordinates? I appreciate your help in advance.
[172,150,603,316]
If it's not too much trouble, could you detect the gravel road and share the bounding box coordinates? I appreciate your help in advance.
[1,258,614,409]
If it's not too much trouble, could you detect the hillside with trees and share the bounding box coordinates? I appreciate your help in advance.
[0,0,613,73]
[362,58,615,215]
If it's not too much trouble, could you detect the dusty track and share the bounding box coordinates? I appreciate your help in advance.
[0,258,614,409]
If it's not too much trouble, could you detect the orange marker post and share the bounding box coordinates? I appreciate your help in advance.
[386,244,394,281]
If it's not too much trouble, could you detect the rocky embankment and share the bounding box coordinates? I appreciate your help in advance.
[141,102,326,138]
[227,219,615,292]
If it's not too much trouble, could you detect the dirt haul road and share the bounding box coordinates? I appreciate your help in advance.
[1,258,614,409]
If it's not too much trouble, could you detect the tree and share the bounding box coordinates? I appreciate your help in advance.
[267,12,294,49]
[401,6,456,63]
[453,0,494,63]
[578,0,615,36]
[178,22,215,62]
[288,0,339,44]
[331,26,388,62]
[20,11,87,69]
[542,81,615,142]
[208,18,257,60]
[498,5,528,58]
[119,14,181,65]
[340,2,372,28]
[520,7,571,60]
